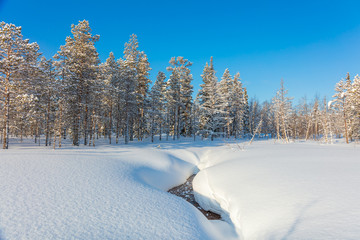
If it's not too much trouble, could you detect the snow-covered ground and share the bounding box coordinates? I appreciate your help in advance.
[1,138,359,239]
[0,139,233,240]
[194,140,360,240]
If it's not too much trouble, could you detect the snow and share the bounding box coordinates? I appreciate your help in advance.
[193,140,360,239]
[0,140,227,240]
[1,139,360,240]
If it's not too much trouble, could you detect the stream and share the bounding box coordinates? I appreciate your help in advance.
[168,174,221,220]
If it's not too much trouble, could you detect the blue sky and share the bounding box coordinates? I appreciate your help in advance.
[1,0,360,103]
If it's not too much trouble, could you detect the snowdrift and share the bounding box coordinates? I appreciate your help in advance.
[0,142,221,240]
[193,140,360,239]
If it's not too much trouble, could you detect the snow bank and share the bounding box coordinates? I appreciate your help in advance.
[0,142,220,240]
[193,141,360,239]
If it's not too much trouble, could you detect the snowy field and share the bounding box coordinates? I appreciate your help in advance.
[0,138,359,240]
[194,140,360,239]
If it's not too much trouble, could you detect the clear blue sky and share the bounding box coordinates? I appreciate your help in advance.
[1,0,360,103]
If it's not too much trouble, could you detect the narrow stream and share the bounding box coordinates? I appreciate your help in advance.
[168,174,221,220]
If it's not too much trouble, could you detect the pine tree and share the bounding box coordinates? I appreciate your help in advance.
[38,57,57,146]
[166,59,181,140]
[149,71,166,142]
[118,58,137,144]
[100,52,121,144]
[0,22,41,149]
[166,57,193,139]
[123,34,151,141]
[54,20,100,146]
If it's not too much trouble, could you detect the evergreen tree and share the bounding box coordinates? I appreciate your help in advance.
[218,68,232,137]
[166,57,193,139]
[38,57,57,146]
[118,58,137,144]
[242,87,250,136]
[230,72,246,138]
[178,58,193,137]
[54,20,100,146]
[123,34,151,141]
[0,22,41,149]
[166,60,181,140]
[100,52,121,144]
[198,57,222,140]
[149,71,166,142]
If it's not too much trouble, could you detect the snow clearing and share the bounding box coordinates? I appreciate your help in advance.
[0,139,359,240]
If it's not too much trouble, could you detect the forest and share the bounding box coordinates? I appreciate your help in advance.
[1,20,359,149]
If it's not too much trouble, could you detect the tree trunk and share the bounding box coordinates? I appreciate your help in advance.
[159,122,162,141]
[109,103,112,144]
[344,111,349,144]
[45,99,51,146]
[116,119,119,144]
[151,117,154,143]
[84,102,89,146]
[125,112,129,144]
[59,104,63,148]
[177,106,180,140]
[3,90,10,149]
[173,108,176,140]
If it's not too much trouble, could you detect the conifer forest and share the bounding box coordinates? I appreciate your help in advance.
[1,20,360,149]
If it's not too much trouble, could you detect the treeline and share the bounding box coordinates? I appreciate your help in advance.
[1,20,359,149]
[247,76,360,144]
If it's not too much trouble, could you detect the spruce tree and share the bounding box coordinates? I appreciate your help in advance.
[230,72,245,138]
[198,57,221,140]
[218,68,232,137]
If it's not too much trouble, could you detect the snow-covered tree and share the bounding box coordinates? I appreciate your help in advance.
[166,60,181,140]
[218,68,232,137]
[37,57,58,146]
[272,79,293,142]
[54,20,100,146]
[149,71,166,142]
[178,58,193,137]
[249,98,261,136]
[229,72,246,138]
[0,22,41,149]
[118,58,137,144]
[242,87,250,136]
[165,57,193,139]
[331,73,352,143]
[349,75,360,138]
[123,34,151,141]
[198,57,222,140]
[100,52,121,144]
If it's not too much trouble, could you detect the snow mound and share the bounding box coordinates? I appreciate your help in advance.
[0,144,217,240]
[193,141,360,239]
